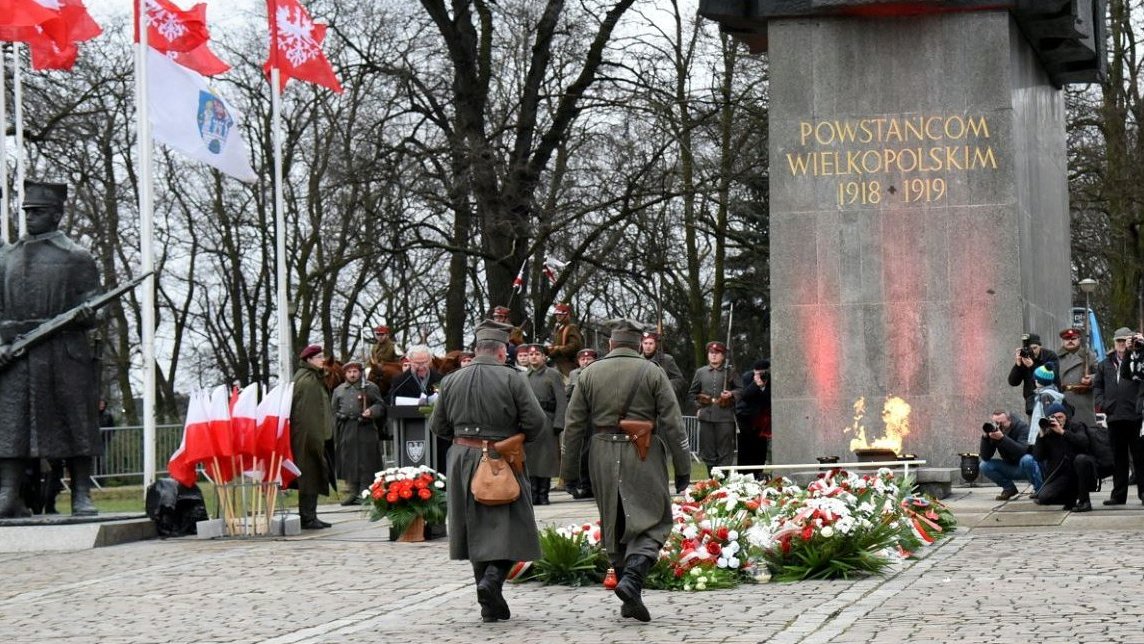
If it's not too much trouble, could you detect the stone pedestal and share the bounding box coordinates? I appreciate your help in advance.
[698,3,1105,467]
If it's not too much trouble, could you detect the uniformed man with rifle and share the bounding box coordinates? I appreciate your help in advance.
[0,181,142,518]
[562,318,690,623]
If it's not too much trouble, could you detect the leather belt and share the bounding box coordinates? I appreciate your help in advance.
[453,436,489,449]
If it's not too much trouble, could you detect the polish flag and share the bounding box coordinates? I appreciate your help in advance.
[231,383,260,470]
[167,390,211,487]
[206,384,236,482]
[255,382,298,486]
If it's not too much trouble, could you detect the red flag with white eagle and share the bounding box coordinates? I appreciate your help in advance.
[263,0,343,93]
[135,0,209,54]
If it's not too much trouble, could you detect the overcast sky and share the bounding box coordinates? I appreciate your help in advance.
[91,0,262,30]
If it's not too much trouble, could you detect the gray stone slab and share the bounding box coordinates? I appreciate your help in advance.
[767,12,1070,471]
[0,517,155,553]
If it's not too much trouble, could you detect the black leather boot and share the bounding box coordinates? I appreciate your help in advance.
[538,478,551,505]
[0,458,31,518]
[69,457,98,516]
[615,554,654,622]
[529,477,541,505]
[471,561,496,622]
[477,560,511,621]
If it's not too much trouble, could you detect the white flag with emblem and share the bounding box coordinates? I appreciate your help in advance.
[146,49,257,182]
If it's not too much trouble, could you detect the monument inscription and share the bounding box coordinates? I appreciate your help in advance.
[782,113,999,208]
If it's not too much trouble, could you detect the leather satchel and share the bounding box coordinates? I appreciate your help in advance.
[493,433,527,475]
[471,440,522,506]
[618,419,654,461]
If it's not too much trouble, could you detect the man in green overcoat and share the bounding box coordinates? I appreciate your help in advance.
[562,319,690,623]
[429,320,547,623]
[291,344,335,530]
[522,344,566,505]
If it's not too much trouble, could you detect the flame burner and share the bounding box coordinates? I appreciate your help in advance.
[852,447,899,463]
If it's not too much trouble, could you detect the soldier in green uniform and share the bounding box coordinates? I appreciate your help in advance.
[688,341,741,477]
[522,344,566,505]
[429,320,547,623]
[640,331,687,405]
[330,360,385,505]
[291,344,335,530]
[562,319,690,623]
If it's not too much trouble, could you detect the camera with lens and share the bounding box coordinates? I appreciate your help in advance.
[1038,417,1057,429]
[982,422,998,434]
[1134,336,1144,351]
[1018,334,1034,359]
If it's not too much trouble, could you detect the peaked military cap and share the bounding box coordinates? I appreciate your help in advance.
[474,319,513,344]
[492,305,511,317]
[606,318,647,343]
[23,181,67,208]
[577,348,598,359]
[553,302,572,315]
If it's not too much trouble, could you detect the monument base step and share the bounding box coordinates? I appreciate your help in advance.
[0,514,155,552]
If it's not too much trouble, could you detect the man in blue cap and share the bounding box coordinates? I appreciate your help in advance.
[1032,403,1090,510]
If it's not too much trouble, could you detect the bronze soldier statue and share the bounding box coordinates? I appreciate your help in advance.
[429,319,548,623]
[0,181,102,518]
[562,319,690,622]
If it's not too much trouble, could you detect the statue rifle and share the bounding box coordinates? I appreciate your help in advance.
[1,271,152,362]
[723,302,735,392]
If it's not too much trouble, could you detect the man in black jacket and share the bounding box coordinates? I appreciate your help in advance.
[1033,403,1090,510]
[735,359,771,478]
[979,410,1041,500]
[1008,333,1059,417]
[1094,327,1143,505]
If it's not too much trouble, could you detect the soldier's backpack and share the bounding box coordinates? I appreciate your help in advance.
[145,478,208,537]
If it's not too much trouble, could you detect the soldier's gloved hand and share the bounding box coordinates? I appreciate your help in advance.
[674,475,689,494]
[73,304,96,325]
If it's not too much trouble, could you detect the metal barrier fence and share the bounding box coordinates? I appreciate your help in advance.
[683,415,700,462]
[95,423,184,484]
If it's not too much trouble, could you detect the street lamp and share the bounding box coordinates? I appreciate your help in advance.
[1079,278,1097,369]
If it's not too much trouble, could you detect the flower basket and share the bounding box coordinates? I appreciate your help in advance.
[366,465,447,539]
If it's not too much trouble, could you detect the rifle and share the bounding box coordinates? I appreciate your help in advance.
[723,302,735,392]
[0,271,152,363]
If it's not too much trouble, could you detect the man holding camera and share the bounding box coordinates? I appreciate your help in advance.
[1094,327,1144,505]
[1033,403,1090,509]
[979,410,1041,501]
[1008,333,1059,417]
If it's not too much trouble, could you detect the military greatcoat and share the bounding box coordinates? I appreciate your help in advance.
[525,364,567,477]
[331,378,385,492]
[429,353,547,562]
[562,347,690,561]
[291,361,334,496]
[0,232,101,459]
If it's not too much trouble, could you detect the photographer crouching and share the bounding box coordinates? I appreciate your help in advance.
[1032,403,1090,510]
[979,410,1041,501]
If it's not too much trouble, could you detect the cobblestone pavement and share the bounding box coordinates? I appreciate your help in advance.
[2,487,1144,643]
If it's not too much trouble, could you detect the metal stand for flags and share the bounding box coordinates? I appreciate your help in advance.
[200,469,288,538]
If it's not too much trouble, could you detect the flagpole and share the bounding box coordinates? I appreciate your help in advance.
[272,67,291,386]
[0,48,8,244]
[13,42,25,237]
[136,1,158,492]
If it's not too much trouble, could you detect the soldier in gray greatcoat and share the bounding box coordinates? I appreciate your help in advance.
[640,330,687,405]
[688,341,741,477]
[522,343,566,505]
[331,360,385,505]
[562,319,690,623]
[429,320,547,624]
[564,348,598,499]
[0,181,102,518]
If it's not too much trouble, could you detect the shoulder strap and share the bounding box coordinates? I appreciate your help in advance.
[620,360,654,420]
